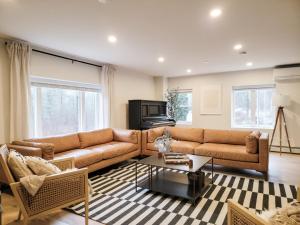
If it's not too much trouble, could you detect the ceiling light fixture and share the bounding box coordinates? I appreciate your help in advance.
[158,57,165,63]
[186,69,192,73]
[234,44,243,50]
[107,35,117,43]
[246,62,253,67]
[210,8,222,18]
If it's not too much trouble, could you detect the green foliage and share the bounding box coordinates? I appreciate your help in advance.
[165,88,190,121]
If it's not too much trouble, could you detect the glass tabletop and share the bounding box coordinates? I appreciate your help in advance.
[137,154,212,173]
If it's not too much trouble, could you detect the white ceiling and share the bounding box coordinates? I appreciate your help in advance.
[0,0,300,77]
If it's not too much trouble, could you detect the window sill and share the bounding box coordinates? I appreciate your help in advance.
[176,121,192,126]
[231,126,274,130]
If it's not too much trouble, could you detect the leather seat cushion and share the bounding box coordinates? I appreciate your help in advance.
[170,140,200,154]
[195,143,258,162]
[78,128,114,148]
[147,140,199,154]
[54,149,103,168]
[86,142,138,159]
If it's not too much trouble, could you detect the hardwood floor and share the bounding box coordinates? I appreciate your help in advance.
[2,152,300,225]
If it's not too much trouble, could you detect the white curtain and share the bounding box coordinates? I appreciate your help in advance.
[6,41,31,141]
[100,64,115,128]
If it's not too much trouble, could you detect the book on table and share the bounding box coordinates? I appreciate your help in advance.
[163,153,190,164]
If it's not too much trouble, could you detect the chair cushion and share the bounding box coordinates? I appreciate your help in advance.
[204,129,251,145]
[26,134,81,153]
[25,156,61,176]
[86,142,138,160]
[78,128,113,148]
[148,127,165,143]
[7,150,33,180]
[170,140,200,154]
[54,149,103,168]
[195,143,258,162]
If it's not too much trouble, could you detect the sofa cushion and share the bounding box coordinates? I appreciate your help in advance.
[204,129,251,145]
[167,127,204,143]
[78,128,113,148]
[54,149,103,168]
[26,134,81,153]
[148,127,165,143]
[170,140,200,154]
[86,141,138,160]
[195,143,258,162]
[146,143,158,151]
[245,131,261,154]
[113,129,138,144]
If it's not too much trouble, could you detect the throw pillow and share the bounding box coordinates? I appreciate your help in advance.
[246,135,258,154]
[7,150,33,181]
[20,175,46,196]
[25,156,61,176]
[148,127,165,143]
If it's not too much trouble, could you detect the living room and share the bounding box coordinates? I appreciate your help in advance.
[0,1,300,225]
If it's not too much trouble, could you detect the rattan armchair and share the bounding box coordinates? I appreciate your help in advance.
[0,145,89,225]
[227,186,300,225]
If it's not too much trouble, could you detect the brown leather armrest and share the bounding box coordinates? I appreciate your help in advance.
[112,129,140,144]
[11,141,54,160]
[258,133,269,172]
[7,144,43,158]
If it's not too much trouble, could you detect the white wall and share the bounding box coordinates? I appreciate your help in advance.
[112,66,156,129]
[0,41,10,144]
[168,68,300,153]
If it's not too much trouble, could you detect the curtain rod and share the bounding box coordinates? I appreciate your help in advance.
[4,42,102,68]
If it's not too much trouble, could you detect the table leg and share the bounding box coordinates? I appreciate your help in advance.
[193,173,196,205]
[148,165,151,189]
[135,162,137,192]
[211,158,214,184]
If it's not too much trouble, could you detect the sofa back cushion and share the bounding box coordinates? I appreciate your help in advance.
[78,128,113,148]
[26,133,81,153]
[148,127,165,143]
[204,129,251,145]
[167,127,204,143]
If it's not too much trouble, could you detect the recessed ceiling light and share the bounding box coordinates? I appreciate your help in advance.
[107,35,117,43]
[186,69,192,73]
[234,44,243,50]
[158,57,165,63]
[202,60,209,64]
[210,8,222,18]
[246,62,253,67]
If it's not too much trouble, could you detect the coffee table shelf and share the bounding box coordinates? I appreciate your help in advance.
[137,170,211,202]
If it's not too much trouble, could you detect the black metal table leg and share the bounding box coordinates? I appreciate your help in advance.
[211,158,214,184]
[135,162,137,192]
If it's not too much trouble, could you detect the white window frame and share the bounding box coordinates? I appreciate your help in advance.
[176,89,193,125]
[30,76,102,137]
[231,84,275,129]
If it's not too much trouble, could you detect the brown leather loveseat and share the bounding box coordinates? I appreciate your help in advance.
[142,127,269,178]
[8,128,141,172]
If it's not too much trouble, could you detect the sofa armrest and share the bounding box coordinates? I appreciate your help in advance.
[141,130,148,154]
[258,132,269,172]
[112,128,140,144]
[11,140,54,160]
[7,144,43,158]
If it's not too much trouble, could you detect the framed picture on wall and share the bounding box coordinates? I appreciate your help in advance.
[200,84,222,115]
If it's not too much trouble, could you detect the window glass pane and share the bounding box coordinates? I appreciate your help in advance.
[84,91,100,131]
[40,87,80,136]
[232,87,274,128]
[175,92,192,123]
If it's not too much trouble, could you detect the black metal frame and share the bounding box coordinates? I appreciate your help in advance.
[135,158,214,205]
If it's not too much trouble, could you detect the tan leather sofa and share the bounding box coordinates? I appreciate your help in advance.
[142,127,269,178]
[8,128,141,173]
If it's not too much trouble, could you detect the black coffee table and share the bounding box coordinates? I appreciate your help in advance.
[135,154,213,205]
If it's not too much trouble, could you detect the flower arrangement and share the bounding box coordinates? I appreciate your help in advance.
[154,129,172,153]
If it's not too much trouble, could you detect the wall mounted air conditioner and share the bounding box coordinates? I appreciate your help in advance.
[273,65,300,82]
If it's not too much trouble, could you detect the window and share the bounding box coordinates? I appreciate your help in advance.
[31,77,102,137]
[175,91,192,124]
[232,85,275,129]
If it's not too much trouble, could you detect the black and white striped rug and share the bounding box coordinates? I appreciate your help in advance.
[70,162,297,225]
